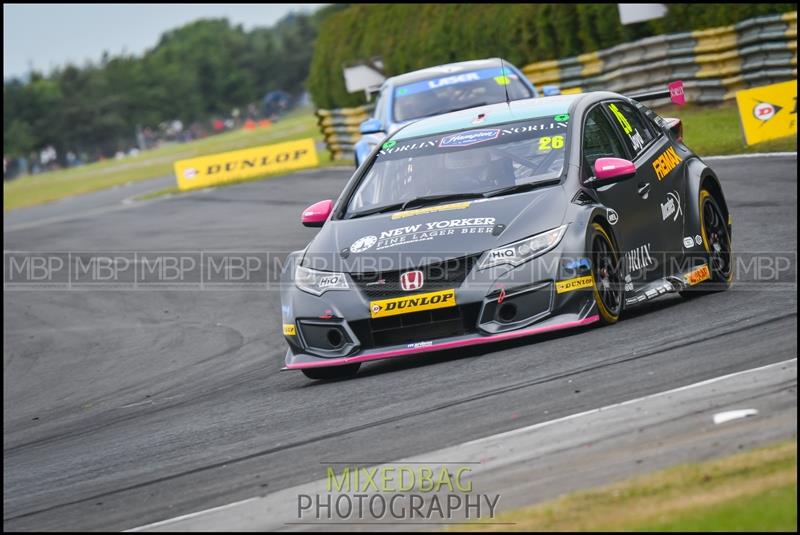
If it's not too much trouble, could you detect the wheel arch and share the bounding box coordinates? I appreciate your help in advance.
[685,159,731,236]
[588,210,621,253]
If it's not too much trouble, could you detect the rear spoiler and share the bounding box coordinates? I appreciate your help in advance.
[629,80,686,106]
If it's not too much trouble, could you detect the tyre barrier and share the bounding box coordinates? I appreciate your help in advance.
[315,104,375,161]
[522,11,796,107]
[316,12,796,158]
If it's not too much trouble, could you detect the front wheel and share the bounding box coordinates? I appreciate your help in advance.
[302,363,361,381]
[589,223,623,324]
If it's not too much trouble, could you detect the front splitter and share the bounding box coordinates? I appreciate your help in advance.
[284,313,600,370]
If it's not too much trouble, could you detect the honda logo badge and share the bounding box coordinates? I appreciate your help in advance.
[400,270,424,291]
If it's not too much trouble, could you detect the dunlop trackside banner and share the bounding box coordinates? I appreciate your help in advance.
[735,80,797,146]
[174,138,319,191]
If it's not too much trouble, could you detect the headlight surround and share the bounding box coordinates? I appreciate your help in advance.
[478,225,568,270]
[295,265,350,296]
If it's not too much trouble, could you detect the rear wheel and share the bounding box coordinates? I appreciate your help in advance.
[301,363,361,381]
[590,223,623,324]
[700,189,733,286]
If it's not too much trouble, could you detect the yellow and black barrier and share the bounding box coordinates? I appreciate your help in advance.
[316,12,796,159]
[174,138,319,191]
[522,11,796,106]
[315,103,375,162]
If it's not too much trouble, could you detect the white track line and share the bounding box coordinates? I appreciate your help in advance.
[127,498,262,531]
[3,195,175,233]
[458,358,796,446]
[704,151,796,160]
[127,357,797,532]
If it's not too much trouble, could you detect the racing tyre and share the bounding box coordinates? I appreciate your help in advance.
[301,363,361,381]
[589,223,623,325]
[682,188,733,296]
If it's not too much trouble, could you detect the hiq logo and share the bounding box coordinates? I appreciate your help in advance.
[318,275,343,288]
[439,129,500,148]
[489,248,515,260]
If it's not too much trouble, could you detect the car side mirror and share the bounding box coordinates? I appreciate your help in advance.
[359,118,384,135]
[586,157,637,188]
[301,199,333,227]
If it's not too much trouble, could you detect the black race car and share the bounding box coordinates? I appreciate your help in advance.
[281,83,733,380]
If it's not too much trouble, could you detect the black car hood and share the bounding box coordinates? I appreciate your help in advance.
[302,186,568,273]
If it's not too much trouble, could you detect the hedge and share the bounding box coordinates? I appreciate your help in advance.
[307,3,796,109]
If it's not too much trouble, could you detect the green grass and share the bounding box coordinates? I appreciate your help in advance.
[3,106,334,211]
[457,441,797,532]
[638,484,797,532]
[658,101,797,156]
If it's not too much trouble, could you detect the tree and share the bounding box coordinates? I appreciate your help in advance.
[3,6,345,160]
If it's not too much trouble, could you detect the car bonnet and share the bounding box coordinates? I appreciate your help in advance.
[301,186,568,273]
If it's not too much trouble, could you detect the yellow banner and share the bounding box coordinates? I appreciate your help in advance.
[174,138,319,191]
[370,289,456,319]
[735,80,797,145]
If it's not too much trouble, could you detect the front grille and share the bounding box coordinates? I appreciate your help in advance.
[349,254,480,300]
[350,303,482,349]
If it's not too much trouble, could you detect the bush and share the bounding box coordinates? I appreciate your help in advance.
[308,3,796,109]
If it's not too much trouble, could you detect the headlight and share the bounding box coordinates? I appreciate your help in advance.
[478,225,567,270]
[294,265,350,296]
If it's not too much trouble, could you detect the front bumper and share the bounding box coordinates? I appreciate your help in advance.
[281,243,600,369]
[284,311,599,369]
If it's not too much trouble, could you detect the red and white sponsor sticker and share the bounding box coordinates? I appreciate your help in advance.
[753,102,777,122]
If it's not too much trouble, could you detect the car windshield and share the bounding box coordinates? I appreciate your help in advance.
[392,67,533,122]
[345,116,569,217]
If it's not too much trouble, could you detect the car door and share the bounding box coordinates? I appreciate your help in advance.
[605,99,689,274]
[581,104,663,284]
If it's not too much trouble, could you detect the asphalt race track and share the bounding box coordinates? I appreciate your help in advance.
[3,155,797,531]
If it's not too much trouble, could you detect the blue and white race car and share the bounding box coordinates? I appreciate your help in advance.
[354,58,546,167]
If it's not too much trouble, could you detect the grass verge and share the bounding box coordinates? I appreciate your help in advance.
[658,101,797,156]
[3,106,335,211]
[458,440,797,532]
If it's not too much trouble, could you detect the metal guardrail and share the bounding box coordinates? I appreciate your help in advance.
[522,11,797,107]
[317,12,796,159]
[315,104,375,161]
